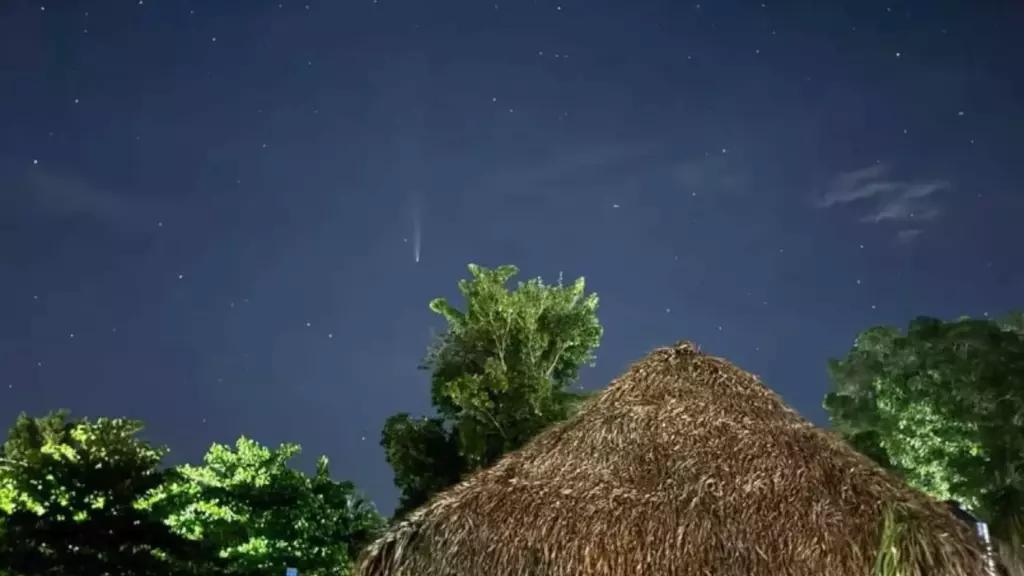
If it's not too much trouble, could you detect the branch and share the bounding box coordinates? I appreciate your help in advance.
[545,343,568,378]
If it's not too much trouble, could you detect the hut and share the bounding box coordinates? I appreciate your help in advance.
[358,341,991,575]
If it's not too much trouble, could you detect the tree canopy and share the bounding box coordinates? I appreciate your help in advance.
[382,263,603,518]
[824,313,1024,551]
[1,413,382,576]
[138,437,384,576]
[0,411,200,576]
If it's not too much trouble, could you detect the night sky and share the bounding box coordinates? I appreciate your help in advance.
[2,0,1022,515]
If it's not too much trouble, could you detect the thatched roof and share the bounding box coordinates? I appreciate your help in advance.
[359,341,990,576]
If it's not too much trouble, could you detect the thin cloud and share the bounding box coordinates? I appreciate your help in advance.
[491,143,656,191]
[671,155,745,196]
[26,170,164,227]
[895,228,924,243]
[819,164,950,226]
[819,164,894,207]
[473,142,658,210]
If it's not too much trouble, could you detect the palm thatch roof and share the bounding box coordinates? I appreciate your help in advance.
[359,341,991,576]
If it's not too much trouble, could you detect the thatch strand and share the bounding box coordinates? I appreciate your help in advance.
[358,341,990,576]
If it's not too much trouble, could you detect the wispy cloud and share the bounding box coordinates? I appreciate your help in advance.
[670,154,745,197]
[486,143,655,192]
[818,164,950,240]
[895,228,923,243]
[819,164,894,207]
[471,142,659,214]
[26,170,164,227]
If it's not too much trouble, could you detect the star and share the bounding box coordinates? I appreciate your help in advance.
[895,51,902,58]
[211,36,218,43]
[177,273,184,280]
[612,203,621,208]
[328,333,334,339]
[32,159,39,165]
[306,321,312,327]
[73,98,80,104]
[957,110,965,116]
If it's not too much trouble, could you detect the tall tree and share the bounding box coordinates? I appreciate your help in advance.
[138,437,383,576]
[824,313,1024,556]
[382,264,603,518]
[0,411,202,576]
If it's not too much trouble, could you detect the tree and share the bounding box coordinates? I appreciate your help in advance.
[0,411,202,576]
[138,437,384,576]
[382,264,603,517]
[824,313,1024,553]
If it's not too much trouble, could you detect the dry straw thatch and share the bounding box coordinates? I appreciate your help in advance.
[358,341,991,576]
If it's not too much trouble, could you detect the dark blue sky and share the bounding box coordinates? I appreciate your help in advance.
[2,0,1022,515]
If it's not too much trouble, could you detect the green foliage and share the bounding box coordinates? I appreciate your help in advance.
[139,437,384,576]
[380,415,462,517]
[383,264,603,518]
[825,313,1024,548]
[0,411,201,576]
